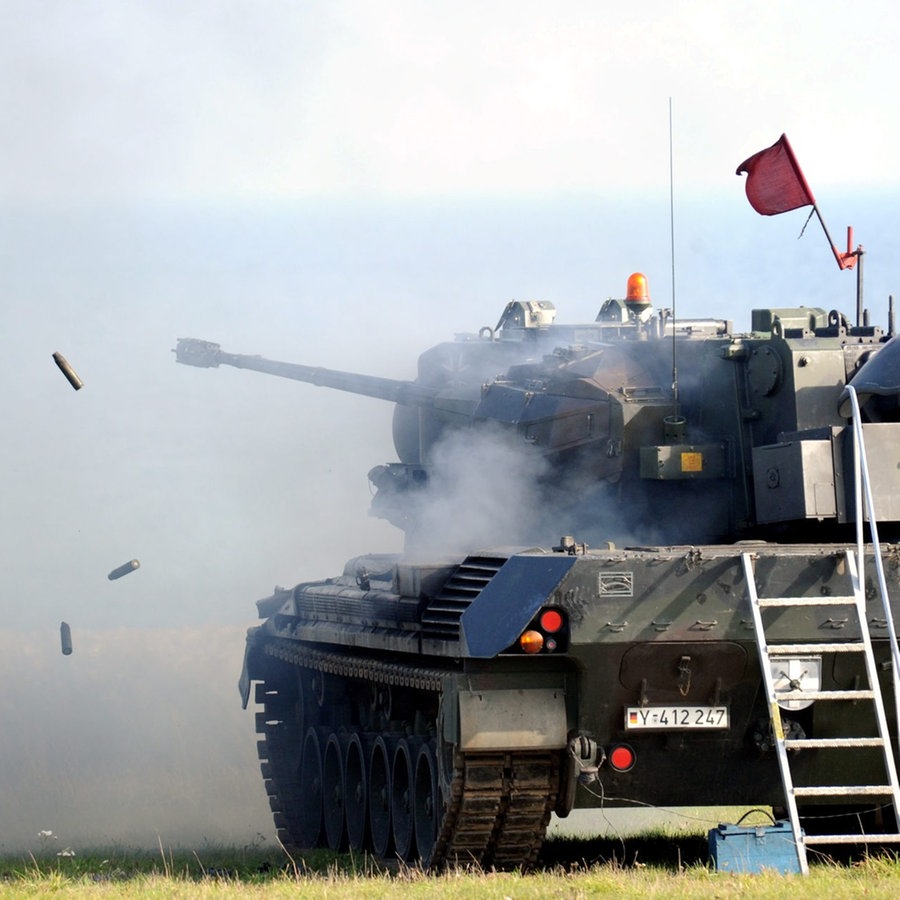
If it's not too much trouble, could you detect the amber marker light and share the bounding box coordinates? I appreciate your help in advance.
[519,630,544,654]
[625,272,651,314]
[626,272,649,301]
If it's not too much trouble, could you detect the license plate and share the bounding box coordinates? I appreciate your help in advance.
[625,705,729,730]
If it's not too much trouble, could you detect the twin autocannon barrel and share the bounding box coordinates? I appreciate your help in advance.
[173,337,439,407]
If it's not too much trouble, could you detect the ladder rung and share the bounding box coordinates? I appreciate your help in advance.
[793,785,897,797]
[766,642,865,654]
[774,689,875,701]
[786,737,886,749]
[757,596,858,608]
[803,833,900,845]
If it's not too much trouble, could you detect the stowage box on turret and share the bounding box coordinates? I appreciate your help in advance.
[176,271,900,869]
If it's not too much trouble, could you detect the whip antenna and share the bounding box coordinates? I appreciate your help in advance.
[669,97,679,417]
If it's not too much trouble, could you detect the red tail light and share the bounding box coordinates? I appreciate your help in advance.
[609,744,636,772]
[539,609,564,633]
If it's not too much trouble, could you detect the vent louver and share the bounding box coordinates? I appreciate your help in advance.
[420,554,507,640]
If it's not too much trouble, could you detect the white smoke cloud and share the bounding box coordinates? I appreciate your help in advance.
[405,424,553,555]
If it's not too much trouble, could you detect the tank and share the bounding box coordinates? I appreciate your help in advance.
[176,274,900,868]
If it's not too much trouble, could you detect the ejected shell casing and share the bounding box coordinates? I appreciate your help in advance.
[60,621,73,656]
[108,559,140,580]
[52,352,84,390]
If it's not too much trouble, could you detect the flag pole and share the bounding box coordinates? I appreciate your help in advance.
[780,136,860,275]
[813,211,864,324]
[856,242,865,327]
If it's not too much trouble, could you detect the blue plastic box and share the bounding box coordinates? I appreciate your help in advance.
[708,820,802,874]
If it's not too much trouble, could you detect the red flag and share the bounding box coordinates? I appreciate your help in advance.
[736,134,815,216]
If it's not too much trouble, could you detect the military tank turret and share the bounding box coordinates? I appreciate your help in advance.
[176,275,900,551]
[177,272,900,869]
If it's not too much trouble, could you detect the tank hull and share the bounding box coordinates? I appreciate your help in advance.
[242,541,900,868]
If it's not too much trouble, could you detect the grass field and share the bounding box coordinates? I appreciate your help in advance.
[2,832,899,898]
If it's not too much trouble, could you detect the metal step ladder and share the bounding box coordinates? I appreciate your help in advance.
[742,548,900,874]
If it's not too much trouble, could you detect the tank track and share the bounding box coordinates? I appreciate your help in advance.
[255,637,560,870]
[431,748,560,869]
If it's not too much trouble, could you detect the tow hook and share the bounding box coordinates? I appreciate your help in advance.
[556,734,606,818]
[569,734,604,784]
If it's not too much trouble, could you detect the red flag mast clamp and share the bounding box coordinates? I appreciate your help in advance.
[835,226,859,271]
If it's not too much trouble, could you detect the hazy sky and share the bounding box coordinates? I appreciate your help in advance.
[3,0,900,205]
[4,0,900,854]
